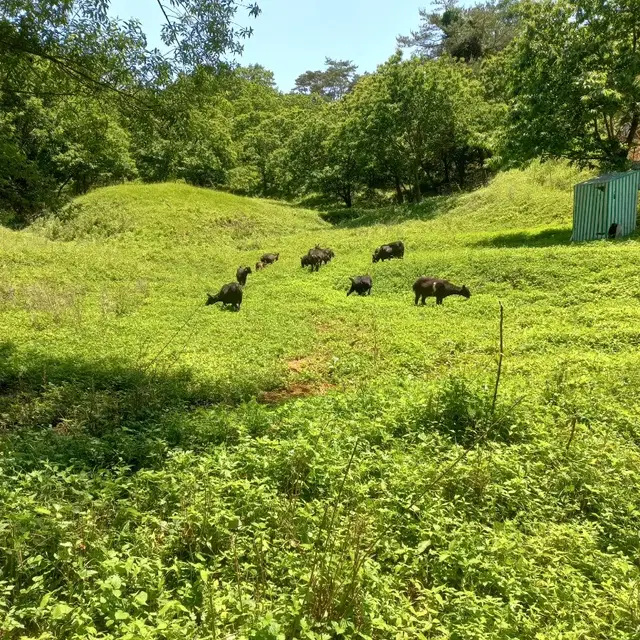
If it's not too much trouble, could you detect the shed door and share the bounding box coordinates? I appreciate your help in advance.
[593,183,608,239]
[574,183,608,241]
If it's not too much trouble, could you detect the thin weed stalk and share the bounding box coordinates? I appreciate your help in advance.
[336,303,517,617]
[491,302,504,416]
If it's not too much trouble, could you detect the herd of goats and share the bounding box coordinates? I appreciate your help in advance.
[205,240,471,311]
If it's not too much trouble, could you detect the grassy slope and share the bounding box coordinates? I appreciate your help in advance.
[2,164,640,638]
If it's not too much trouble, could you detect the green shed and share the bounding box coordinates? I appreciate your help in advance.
[572,171,640,241]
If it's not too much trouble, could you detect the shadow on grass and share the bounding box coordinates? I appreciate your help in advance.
[319,194,461,228]
[0,342,261,470]
[473,228,573,248]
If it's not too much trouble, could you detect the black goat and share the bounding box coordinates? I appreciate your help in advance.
[413,277,470,306]
[301,249,324,272]
[206,282,243,311]
[314,245,335,263]
[347,275,372,296]
[373,241,404,263]
[236,266,252,286]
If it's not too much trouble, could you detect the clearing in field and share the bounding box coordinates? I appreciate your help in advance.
[2,163,640,638]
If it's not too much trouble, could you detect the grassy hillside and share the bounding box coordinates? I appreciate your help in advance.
[2,164,640,639]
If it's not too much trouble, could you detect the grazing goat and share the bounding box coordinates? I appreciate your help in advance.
[236,266,252,286]
[413,277,470,306]
[347,275,372,296]
[314,245,335,263]
[206,282,243,311]
[301,249,324,272]
[373,241,404,263]
[372,245,393,263]
[261,253,279,265]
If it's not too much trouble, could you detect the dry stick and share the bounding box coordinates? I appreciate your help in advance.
[491,302,504,416]
[371,309,379,369]
[232,534,244,615]
[337,302,517,615]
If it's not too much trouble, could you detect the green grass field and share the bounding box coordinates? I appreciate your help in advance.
[2,162,640,639]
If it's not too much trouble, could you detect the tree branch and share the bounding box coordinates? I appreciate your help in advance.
[0,39,154,109]
[625,111,639,148]
[155,0,181,47]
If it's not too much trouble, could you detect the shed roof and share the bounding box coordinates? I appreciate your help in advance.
[577,171,639,186]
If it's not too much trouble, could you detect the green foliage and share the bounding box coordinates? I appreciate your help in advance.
[0,1,262,220]
[2,164,640,637]
[294,57,360,101]
[398,0,522,62]
[285,101,362,207]
[351,54,496,201]
[0,0,260,89]
[283,54,497,206]
[0,91,136,224]
[493,0,640,168]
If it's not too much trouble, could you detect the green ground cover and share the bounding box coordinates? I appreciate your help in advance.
[2,163,640,639]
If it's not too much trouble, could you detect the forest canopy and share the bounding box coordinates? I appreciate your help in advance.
[1,0,638,224]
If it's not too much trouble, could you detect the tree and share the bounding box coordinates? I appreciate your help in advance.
[0,1,261,98]
[285,102,362,206]
[294,58,359,101]
[347,53,493,202]
[0,1,262,219]
[227,67,287,194]
[0,91,135,224]
[398,0,521,62]
[345,72,412,203]
[493,0,640,168]
[128,68,235,187]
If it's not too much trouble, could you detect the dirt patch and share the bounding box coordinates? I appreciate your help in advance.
[315,322,336,334]
[258,382,333,405]
[286,357,316,373]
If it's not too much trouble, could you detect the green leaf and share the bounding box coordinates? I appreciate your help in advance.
[416,540,431,555]
[38,592,52,610]
[51,603,72,619]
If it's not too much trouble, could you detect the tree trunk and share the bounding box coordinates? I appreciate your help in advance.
[625,112,639,157]
[394,175,404,204]
[342,187,352,208]
[413,166,422,203]
[456,150,467,188]
[443,154,450,186]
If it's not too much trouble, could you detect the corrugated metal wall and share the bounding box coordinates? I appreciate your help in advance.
[606,172,640,237]
[572,182,607,241]
[572,172,640,241]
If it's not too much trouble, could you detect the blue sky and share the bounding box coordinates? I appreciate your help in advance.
[108,0,469,91]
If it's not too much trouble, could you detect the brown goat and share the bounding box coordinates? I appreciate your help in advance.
[413,277,471,306]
